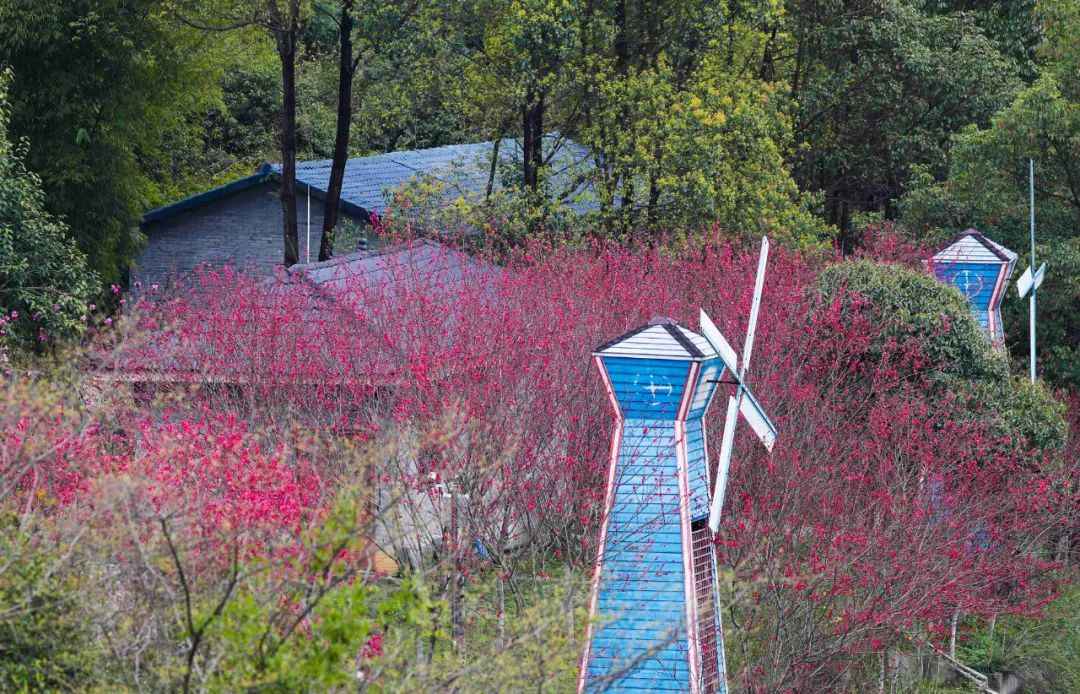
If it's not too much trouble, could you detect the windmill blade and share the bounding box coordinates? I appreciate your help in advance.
[708,394,740,533]
[1034,263,1047,291]
[740,236,770,378]
[738,387,777,451]
[699,309,739,376]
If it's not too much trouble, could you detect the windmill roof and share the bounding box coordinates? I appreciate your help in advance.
[933,229,1018,264]
[594,319,718,361]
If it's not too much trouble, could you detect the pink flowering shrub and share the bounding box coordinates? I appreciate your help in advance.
[1,379,99,512]
[5,231,1069,688]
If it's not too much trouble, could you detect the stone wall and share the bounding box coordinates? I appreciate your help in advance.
[134,182,362,292]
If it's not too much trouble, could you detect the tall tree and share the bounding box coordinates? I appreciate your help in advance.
[318,0,357,261]
[0,72,96,355]
[265,0,303,266]
[440,0,581,192]
[0,0,217,284]
[574,1,829,243]
[317,0,421,261]
[780,0,1027,249]
[175,0,306,266]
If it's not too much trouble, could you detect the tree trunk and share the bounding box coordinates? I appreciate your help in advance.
[320,0,356,262]
[522,91,544,191]
[274,11,300,267]
[497,573,506,646]
[486,135,502,201]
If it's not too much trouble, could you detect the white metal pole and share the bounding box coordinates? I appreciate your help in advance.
[306,184,311,264]
[1030,159,1036,383]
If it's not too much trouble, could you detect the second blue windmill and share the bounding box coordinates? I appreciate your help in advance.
[931,229,1017,351]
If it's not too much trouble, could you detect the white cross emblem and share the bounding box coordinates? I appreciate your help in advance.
[636,373,672,403]
[957,269,986,300]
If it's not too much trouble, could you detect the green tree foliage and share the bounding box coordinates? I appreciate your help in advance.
[408,1,830,245]
[783,0,1026,245]
[900,0,1080,385]
[815,260,1067,450]
[0,1,220,284]
[577,2,830,244]
[0,75,96,356]
[149,32,282,203]
[430,0,582,199]
[957,584,1080,692]
[0,520,98,691]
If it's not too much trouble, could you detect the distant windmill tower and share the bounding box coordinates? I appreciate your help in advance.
[579,238,777,693]
[931,229,1017,351]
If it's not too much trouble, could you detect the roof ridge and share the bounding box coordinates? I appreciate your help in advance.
[593,323,653,353]
[663,323,704,358]
[144,135,589,224]
[936,228,1011,263]
[286,239,433,275]
[963,228,1010,262]
[593,319,715,360]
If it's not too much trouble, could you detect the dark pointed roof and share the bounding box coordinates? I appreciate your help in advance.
[933,229,1017,264]
[594,318,717,361]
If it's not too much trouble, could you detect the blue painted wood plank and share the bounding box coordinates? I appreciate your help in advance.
[933,262,1004,312]
[602,357,692,419]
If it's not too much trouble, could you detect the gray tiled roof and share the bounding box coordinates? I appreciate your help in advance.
[111,240,500,378]
[286,239,503,365]
[274,136,593,217]
[143,136,594,226]
[288,238,500,307]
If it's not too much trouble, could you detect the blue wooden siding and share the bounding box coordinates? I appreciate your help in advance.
[587,419,690,691]
[687,358,723,420]
[602,357,691,420]
[933,261,1003,315]
[685,419,711,520]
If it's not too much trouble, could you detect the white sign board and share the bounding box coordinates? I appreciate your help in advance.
[1017,263,1046,298]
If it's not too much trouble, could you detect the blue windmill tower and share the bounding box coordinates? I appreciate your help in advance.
[931,229,1017,351]
[579,238,777,694]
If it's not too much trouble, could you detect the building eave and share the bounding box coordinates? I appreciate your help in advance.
[141,165,275,225]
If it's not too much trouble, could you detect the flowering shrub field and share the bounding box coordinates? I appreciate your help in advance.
[1,229,1075,690]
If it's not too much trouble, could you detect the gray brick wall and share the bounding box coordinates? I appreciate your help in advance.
[134,182,361,291]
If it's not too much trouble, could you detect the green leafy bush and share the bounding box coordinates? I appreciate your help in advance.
[815,260,1067,450]
[0,71,96,356]
[0,520,99,691]
[958,584,1080,693]
[816,260,1009,384]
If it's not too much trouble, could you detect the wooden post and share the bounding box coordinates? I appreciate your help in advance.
[449,486,463,653]
[449,485,462,656]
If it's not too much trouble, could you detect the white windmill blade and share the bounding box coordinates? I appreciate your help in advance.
[738,387,777,451]
[709,394,740,533]
[699,309,739,376]
[1016,262,1046,298]
[740,236,770,378]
